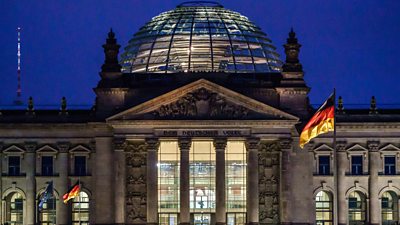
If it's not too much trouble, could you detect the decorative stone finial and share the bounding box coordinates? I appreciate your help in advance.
[101,28,122,76]
[282,28,303,72]
[369,96,377,114]
[337,96,344,113]
[27,96,34,112]
[61,97,67,111]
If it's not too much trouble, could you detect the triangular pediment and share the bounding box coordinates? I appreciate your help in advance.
[346,144,368,152]
[3,145,25,154]
[380,144,400,153]
[313,144,334,152]
[108,79,298,121]
[37,145,58,154]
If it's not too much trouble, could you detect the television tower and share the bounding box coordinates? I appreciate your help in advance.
[14,27,23,105]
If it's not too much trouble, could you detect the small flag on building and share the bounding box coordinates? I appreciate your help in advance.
[38,181,53,211]
[63,181,81,203]
[299,93,335,148]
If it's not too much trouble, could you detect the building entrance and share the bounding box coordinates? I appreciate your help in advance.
[193,213,211,225]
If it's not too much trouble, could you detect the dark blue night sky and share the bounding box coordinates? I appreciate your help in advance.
[1,0,400,108]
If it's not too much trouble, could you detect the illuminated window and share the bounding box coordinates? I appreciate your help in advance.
[190,141,215,212]
[5,192,23,225]
[348,191,366,224]
[158,141,180,224]
[38,197,56,225]
[315,191,333,225]
[72,191,90,225]
[226,141,246,225]
[381,191,398,225]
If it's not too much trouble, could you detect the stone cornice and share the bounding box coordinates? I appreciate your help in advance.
[336,123,400,130]
[107,120,299,128]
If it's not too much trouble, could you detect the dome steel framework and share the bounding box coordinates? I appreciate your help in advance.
[120,2,282,73]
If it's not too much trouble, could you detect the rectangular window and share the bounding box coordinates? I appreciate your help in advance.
[74,156,87,176]
[41,156,53,176]
[384,156,396,175]
[351,156,363,175]
[158,141,180,219]
[318,156,330,175]
[8,156,20,176]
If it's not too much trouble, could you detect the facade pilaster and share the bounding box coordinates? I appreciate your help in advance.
[114,137,127,225]
[336,141,347,225]
[279,138,293,224]
[57,142,70,225]
[214,138,227,225]
[368,141,380,225]
[246,138,260,225]
[146,138,159,225]
[25,142,36,225]
[94,137,115,224]
[178,138,191,225]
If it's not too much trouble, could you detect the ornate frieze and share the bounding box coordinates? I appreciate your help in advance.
[153,88,249,119]
[258,141,280,225]
[125,141,147,224]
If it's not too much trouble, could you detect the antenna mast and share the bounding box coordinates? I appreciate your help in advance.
[14,27,23,105]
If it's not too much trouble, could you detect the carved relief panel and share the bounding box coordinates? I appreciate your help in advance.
[259,142,280,225]
[125,142,147,224]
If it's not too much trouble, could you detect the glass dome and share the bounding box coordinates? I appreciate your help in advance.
[120,1,282,73]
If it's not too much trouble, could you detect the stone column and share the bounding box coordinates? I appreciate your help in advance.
[246,138,260,225]
[146,138,159,225]
[94,137,115,224]
[368,141,380,225]
[279,138,293,224]
[114,138,126,225]
[25,142,36,225]
[336,142,347,225]
[57,142,70,225]
[178,138,191,225]
[214,138,227,225]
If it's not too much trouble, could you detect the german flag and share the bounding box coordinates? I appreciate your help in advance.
[300,93,335,148]
[63,181,80,203]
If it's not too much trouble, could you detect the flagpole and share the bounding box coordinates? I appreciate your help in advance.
[333,88,338,225]
[78,176,81,225]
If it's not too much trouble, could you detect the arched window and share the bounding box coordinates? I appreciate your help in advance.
[38,197,56,225]
[381,191,398,225]
[315,191,333,225]
[5,192,24,225]
[348,191,366,225]
[72,191,90,225]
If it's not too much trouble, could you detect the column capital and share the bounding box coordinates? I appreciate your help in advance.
[145,138,159,151]
[367,141,380,152]
[336,141,347,152]
[213,138,227,151]
[57,142,70,153]
[279,138,293,150]
[246,137,260,151]
[24,142,37,153]
[178,138,192,151]
[113,137,127,151]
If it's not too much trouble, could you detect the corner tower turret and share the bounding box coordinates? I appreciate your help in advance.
[100,28,122,79]
[276,28,310,118]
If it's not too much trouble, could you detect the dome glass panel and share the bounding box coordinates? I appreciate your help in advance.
[120,1,282,73]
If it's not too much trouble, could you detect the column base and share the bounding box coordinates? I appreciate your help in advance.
[247,223,259,225]
[179,223,190,225]
[216,223,226,225]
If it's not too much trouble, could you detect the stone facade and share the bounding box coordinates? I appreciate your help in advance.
[0,5,400,225]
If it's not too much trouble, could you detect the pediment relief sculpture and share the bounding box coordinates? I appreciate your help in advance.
[152,88,249,119]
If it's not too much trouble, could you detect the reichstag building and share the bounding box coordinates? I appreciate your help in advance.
[1,2,400,225]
